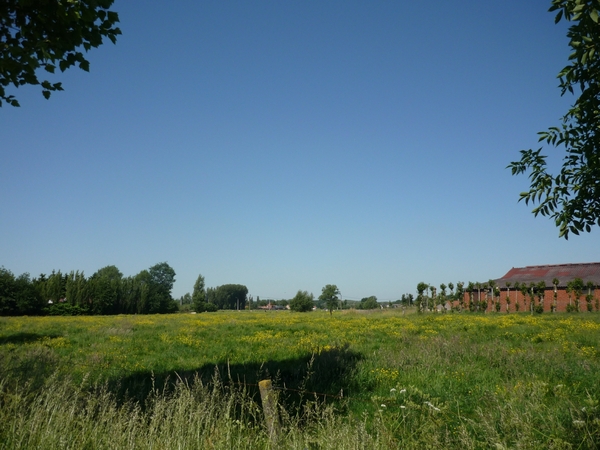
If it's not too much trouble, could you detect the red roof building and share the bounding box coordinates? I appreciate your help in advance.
[495,263,600,288]
[459,262,600,313]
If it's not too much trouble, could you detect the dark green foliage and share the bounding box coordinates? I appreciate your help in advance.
[319,284,340,315]
[147,262,178,313]
[0,268,44,315]
[401,293,414,306]
[0,267,17,315]
[0,0,121,106]
[208,284,248,310]
[289,290,314,312]
[509,1,600,238]
[13,273,43,314]
[89,265,122,315]
[0,262,179,316]
[45,303,88,316]
[358,296,379,310]
[192,274,206,312]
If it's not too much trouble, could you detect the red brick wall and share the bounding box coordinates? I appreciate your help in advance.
[456,288,599,312]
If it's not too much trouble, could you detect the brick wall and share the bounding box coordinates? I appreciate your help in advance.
[456,288,599,312]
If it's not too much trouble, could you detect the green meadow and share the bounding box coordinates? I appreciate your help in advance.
[1,310,599,449]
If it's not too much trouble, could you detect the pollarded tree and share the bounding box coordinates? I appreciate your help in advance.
[509,1,600,238]
[552,278,559,312]
[1,0,121,106]
[494,286,501,312]
[416,282,428,313]
[570,277,585,312]
[289,290,314,312]
[536,281,547,313]
[455,282,464,311]
[528,282,537,314]
[586,281,594,311]
[488,280,497,313]
[319,284,340,316]
[475,282,482,312]
[466,282,475,312]
[439,284,447,312]
[429,286,436,312]
[519,282,529,313]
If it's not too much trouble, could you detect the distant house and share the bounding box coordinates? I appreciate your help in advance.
[258,301,286,311]
[459,262,600,312]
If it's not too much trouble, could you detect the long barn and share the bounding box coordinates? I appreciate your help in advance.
[460,262,600,312]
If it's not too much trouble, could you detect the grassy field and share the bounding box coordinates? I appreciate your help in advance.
[1,309,600,449]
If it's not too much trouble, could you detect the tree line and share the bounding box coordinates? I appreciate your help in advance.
[0,265,251,317]
[0,263,178,316]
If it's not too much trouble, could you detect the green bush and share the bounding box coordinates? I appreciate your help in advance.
[566,303,578,313]
[45,303,89,316]
[194,302,218,313]
[289,290,314,312]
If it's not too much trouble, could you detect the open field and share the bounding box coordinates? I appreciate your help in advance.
[1,310,600,449]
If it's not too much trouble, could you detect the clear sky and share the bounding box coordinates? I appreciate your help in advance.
[2,1,599,302]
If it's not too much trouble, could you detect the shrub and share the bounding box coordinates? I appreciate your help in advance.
[566,303,578,313]
[289,290,314,312]
[45,303,88,316]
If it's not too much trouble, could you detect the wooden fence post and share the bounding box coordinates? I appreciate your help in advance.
[258,379,281,443]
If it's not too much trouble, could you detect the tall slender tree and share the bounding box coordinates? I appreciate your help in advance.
[192,274,206,312]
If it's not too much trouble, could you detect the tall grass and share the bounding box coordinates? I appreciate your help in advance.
[1,311,600,448]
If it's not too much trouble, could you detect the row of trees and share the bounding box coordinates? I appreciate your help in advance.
[415,282,466,313]
[0,263,178,316]
[178,274,249,313]
[281,287,414,313]
[415,279,599,313]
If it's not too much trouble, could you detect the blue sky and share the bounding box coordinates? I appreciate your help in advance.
[2,1,599,302]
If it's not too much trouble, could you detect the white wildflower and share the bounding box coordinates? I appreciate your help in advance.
[390,388,397,393]
[573,420,585,428]
[380,404,386,408]
[399,389,406,394]
[424,401,440,412]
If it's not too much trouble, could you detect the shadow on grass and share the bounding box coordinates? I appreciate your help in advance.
[0,332,61,345]
[110,344,361,413]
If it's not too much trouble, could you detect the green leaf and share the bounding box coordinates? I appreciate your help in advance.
[555,9,564,23]
[591,9,599,23]
[42,91,50,100]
